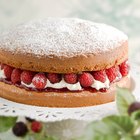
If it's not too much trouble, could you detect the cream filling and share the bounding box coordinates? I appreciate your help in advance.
[0,68,6,79]
[0,68,124,91]
[91,77,110,90]
[21,77,110,91]
[46,79,82,91]
[20,77,110,91]
[21,79,82,91]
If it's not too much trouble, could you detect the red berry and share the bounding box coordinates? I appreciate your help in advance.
[32,73,47,89]
[119,61,129,76]
[47,73,62,83]
[92,70,106,83]
[31,121,42,133]
[12,122,28,136]
[11,69,22,84]
[106,66,117,82]
[21,71,35,84]
[64,73,78,84]
[79,72,94,87]
[128,102,140,115]
[3,65,14,79]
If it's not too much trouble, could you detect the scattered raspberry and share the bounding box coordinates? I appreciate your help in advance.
[79,72,94,87]
[21,70,35,84]
[32,73,47,89]
[11,69,22,84]
[31,121,42,133]
[92,70,106,83]
[47,73,62,83]
[119,61,129,76]
[3,65,14,79]
[106,66,117,82]
[128,102,140,115]
[12,122,28,137]
[64,73,78,84]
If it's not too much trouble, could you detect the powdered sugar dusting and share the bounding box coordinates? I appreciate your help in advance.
[0,18,128,57]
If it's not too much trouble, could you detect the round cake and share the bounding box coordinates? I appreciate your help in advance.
[0,18,130,107]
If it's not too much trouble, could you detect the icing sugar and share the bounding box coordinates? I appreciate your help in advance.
[0,18,128,57]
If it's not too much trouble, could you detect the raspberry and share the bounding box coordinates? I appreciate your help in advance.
[21,70,35,84]
[32,73,47,89]
[79,72,94,87]
[106,66,117,82]
[11,69,22,84]
[31,121,42,133]
[64,73,78,84]
[47,73,62,83]
[12,122,28,137]
[128,102,140,115]
[119,61,129,76]
[92,70,106,83]
[3,65,14,79]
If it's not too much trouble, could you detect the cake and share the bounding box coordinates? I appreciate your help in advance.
[0,18,130,107]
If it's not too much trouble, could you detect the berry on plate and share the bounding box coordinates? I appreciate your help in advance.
[128,102,140,115]
[12,122,28,137]
[31,121,42,133]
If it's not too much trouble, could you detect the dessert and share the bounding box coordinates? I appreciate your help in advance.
[0,18,130,107]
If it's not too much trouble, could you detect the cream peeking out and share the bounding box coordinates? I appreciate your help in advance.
[0,60,129,92]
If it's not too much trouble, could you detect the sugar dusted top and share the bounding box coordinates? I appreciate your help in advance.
[0,18,128,58]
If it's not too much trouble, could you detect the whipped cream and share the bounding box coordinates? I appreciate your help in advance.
[0,67,6,79]
[46,79,82,91]
[91,77,110,90]
[21,79,82,91]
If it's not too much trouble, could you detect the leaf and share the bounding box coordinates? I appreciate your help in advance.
[132,135,140,140]
[121,136,134,140]
[87,121,117,135]
[121,135,140,140]
[116,88,135,115]
[32,133,59,140]
[93,135,120,140]
[44,136,59,140]
[0,116,17,132]
[84,120,121,140]
[84,115,135,140]
[103,115,134,133]
[131,110,140,121]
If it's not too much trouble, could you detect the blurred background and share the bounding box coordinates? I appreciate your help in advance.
[0,0,140,63]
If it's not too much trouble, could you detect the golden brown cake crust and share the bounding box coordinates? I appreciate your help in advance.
[0,41,128,73]
[0,76,131,107]
[0,18,128,73]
